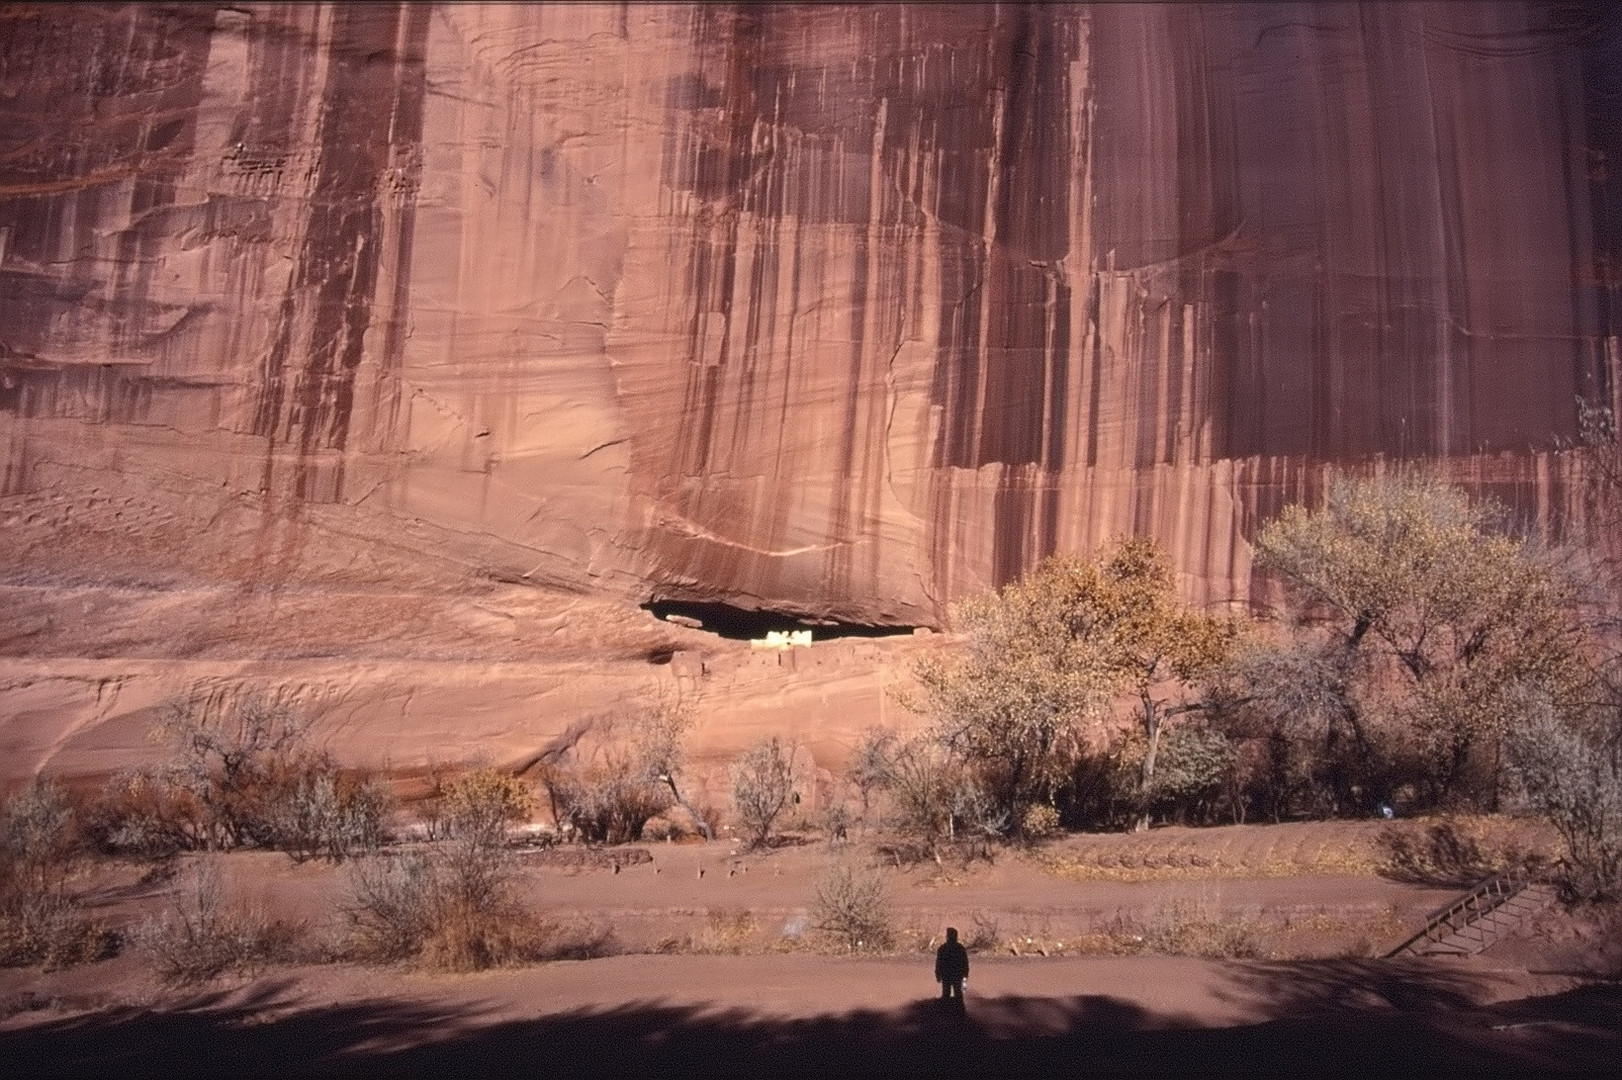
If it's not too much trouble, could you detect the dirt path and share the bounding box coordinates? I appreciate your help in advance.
[5,821,1611,1074]
[3,953,1613,1077]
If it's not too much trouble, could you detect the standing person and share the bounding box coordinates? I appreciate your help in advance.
[934,927,969,1006]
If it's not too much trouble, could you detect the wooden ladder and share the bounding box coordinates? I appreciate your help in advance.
[1384,870,1558,958]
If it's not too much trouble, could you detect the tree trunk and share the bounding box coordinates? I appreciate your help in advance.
[660,775,713,841]
[1136,693,1161,832]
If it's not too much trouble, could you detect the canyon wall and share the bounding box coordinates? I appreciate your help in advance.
[2,3,1620,776]
[4,2,1619,623]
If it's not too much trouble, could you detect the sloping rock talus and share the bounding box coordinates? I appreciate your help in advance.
[1,4,1620,782]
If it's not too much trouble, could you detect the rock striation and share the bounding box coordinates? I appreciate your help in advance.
[3,2,1620,623]
[2,3,1621,778]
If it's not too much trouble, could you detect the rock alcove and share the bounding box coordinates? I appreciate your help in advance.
[642,600,922,643]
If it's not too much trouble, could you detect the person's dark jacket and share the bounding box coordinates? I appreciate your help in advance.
[935,939,969,983]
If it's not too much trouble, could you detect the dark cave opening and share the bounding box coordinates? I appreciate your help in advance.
[642,599,921,642]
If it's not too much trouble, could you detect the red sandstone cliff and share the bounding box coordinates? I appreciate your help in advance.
[1,3,1619,777]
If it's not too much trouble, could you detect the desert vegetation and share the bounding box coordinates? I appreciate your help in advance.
[836,468,1621,913]
[87,695,392,863]
[873,535,1244,846]
[811,860,893,952]
[730,736,799,849]
[5,469,1619,989]
[137,858,300,985]
[537,693,711,844]
[343,765,614,971]
[0,779,116,968]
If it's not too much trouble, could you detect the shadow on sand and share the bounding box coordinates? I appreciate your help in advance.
[3,962,1618,1077]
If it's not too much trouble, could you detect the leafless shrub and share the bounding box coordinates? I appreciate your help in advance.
[966,910,1001,951]
[85,768,206,859]
[347,776,608,972]
[541,760,668,846]
[950,776,1010,856]
[0,780,116,969]
[91,695,386,864]
[346,846,606,971]
[150,696,318,850]
[348,847,501,970]
[848,727,899,822]
[822,803,853,846]
[731,737,797,849]
[269,772,393,864]
[869,733,953,848]
[346,850,440,962]
[1,779,80,891]
[855,728,1010,864]
[137,860,297,985]
[632,691,712,841]
[1133,898,1263,960]
[538,693,709,844]
[1506,698,1622,901]
[0,891,118,970]
[811,860,893,952]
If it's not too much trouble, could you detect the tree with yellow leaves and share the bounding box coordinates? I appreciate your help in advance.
[912,537,1235,834]
[1254,470,1590,811]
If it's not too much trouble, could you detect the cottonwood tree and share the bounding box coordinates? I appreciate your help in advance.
[908,558,1106,831]
[1080,539,1237,829]
[1208,639,1358,821]
[911,537,1234,833]
[1254,470,1589,812]
[1511,401,1622,898]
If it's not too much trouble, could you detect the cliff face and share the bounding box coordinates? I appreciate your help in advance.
[2,2,1619,631]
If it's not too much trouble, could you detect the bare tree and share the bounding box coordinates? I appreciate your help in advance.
[535,687,707,844]
[731,737,797,849]
[637,688,714,841]
[847,726,898,824]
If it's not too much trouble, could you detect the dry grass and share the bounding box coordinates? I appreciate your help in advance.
[657,908,762,955]
[946,900,1264,960]
[1036,822,1386,882]
[1131,898,1264,959]
[1118,913,1242,957]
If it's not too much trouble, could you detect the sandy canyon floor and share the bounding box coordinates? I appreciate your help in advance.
[3,821,1619,1077]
